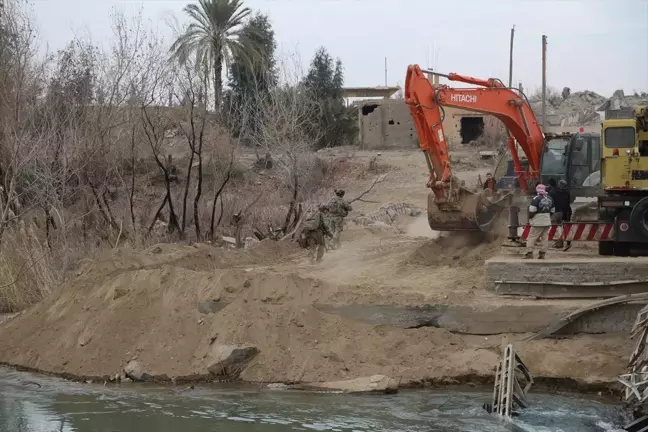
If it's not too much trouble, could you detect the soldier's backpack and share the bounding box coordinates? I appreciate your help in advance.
[301,214,320,232]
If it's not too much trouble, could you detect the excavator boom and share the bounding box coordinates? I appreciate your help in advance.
[405,64,545,232]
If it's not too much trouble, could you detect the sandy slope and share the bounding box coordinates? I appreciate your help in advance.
[0,149,633,387]
[0,228,630,387]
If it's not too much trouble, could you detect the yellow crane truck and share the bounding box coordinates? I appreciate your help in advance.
[598,106,648,256]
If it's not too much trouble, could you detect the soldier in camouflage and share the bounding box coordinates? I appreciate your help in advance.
[327,189,353,250]
[301,204,333,263]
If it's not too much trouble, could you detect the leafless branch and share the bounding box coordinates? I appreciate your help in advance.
[348,174,386,204]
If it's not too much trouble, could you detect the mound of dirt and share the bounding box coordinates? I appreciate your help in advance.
[205,297,502,384]
[407,232,502,267]
[0,240,498,382]
[75,239,300,278]
[0,236,632,387]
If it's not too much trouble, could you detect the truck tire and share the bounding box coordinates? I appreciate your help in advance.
[615,242,631,257]
[598,241,614,256]
[630,196,648,240]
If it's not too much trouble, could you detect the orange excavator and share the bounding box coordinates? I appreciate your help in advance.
[405,64,600,233]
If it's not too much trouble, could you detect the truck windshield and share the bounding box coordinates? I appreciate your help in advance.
[604,126,635,148]
[541,138,569,175]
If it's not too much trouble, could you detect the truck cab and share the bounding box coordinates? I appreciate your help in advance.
[539,132,601,198]
[493,132,601,197]
[598,110,648,255]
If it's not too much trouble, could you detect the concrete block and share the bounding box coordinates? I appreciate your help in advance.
[485,257,648,286]
[315,302,643,335]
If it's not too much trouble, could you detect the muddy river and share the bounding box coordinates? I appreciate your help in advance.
[0,367,629,431]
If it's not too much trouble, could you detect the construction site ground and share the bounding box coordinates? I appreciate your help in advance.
[0,147,637,392]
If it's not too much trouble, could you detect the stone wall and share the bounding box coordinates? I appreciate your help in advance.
[357,100,419,150]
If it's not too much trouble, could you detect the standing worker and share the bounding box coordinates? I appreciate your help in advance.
[525,183,555,259]
[327,189,353,250]
[551,179,573,250]
[301,204,333,263]
[483,172,496,192]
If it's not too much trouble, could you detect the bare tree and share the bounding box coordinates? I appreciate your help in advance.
[0,0,48,246]
[209,137,236,240]
[171,57,209,239]
[243,60,323,235]
[141,104,180,234]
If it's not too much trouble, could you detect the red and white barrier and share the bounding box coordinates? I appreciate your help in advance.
[519,223,615,241]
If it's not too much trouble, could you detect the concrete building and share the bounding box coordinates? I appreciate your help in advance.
[353,98,489,150]
[346,73,497,150]
[352,93,603,150]
[342,86,400,100]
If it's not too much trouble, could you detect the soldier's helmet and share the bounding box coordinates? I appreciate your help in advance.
[335,189,345,197]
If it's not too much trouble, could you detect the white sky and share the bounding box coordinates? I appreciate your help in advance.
[29,0,648,96]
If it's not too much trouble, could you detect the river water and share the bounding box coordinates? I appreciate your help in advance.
[0,367,629,432]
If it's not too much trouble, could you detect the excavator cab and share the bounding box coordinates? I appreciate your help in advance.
[539,133,601,198]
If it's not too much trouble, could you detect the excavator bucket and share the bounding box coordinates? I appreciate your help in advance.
[426,187,508,232]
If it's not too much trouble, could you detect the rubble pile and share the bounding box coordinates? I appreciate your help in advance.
[354,202,422,226]
[530,90,606,127]
[529,89,648,128]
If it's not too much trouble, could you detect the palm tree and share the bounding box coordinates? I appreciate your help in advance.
[170,0,257,113]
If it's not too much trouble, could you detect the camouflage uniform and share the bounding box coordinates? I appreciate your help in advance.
[327,192,352,250]
[301,208,332,262]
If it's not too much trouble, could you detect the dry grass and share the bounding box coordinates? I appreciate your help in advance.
[0,217,169,313]
[0,226,57,312]
[191,152,382,241]
[0,148,385,313]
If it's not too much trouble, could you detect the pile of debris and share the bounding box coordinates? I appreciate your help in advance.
[354,203,422,226]
[598,90,648,120]
[529,88,648,129]
[617,304,648,431]
[618,304,648,408]
[530,90,606,127]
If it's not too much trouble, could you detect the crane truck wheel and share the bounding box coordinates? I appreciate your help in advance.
[630,196,648,241]
[598,241,614,256]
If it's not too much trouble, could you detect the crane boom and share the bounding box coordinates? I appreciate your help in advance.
[404,64,546,232]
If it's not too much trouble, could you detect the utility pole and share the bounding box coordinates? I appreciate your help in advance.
[508,25,515,88]
[541,35,547,131]
[384,57,387,86]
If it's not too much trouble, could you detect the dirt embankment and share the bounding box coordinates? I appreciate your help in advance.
[0,229,631,389]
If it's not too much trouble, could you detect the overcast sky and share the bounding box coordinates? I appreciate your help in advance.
[30,0,648,97]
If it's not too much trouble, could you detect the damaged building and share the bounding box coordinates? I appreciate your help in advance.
[346,80,491,150]
[346,82,648,151]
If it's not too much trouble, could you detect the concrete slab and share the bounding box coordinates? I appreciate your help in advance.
[494,281,648,299]
[485,257,648,298]
[314,303,645,335]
